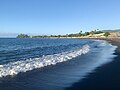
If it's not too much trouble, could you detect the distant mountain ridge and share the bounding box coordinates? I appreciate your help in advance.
[102,29,120,32]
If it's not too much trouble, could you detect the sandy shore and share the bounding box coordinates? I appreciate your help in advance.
[66,38,120,90]
[100,38,120,53]
[99,38,120,45]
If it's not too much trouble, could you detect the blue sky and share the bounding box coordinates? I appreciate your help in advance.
[0,0,120,36]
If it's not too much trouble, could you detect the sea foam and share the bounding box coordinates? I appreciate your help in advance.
[0,45,90,77]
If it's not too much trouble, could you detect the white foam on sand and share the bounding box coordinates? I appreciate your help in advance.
[0,45,90,77]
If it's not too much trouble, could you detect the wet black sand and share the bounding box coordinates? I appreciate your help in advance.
[66,38,120,90]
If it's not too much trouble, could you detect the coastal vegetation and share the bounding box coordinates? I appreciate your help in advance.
[103,32,110,37]
[16,30,119,38]
[17,34,30,38]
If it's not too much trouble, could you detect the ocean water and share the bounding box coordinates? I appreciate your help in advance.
[0,38,117,90]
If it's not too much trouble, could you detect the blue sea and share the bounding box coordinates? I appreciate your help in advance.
[0,38,117,90]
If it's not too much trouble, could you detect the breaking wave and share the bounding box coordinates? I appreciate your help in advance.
[0,45,90,77]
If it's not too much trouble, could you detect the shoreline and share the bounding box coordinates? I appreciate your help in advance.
[66,38,120,90]
[0,38,120,90]
[99,38,120,53]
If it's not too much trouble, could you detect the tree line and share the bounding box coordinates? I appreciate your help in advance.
[17,30,110,38]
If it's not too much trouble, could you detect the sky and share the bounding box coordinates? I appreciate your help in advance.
[0,0,120,37]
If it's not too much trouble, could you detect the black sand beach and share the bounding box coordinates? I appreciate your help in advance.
[66,38,120,90]
[0,38,119,90]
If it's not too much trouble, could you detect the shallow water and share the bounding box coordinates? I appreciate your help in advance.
[0,38,117,90]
